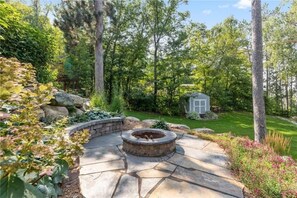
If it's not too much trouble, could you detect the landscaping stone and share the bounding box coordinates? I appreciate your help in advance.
[80,147,124,166]
[167,153,232,179]
[142,119,159,126]
[150,178,234,198]
[125,116,140,122]
[84,132,123,149]
[155,162,176,172]
[167,123,190,130]
[193,128,214,134]
[172,166,244,198]
[80,159,125,175]
[42,105,69,123]
[137,169,171,178]
[82,100,90,111]
[69,107,84,117]
[80,171,121,198]
[125,154,161,173]
[113,174,138,198]
[140,178,161,197]
[51,91,87,107]
[77,130,245,197]
[176,145,228,168]
[203,142,226,154]
[176,135,211,150]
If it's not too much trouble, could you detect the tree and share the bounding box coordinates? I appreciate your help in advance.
[251,0,266,142]
[145,0,188,109]
[0,2,63,83]
[190,18,252,111]
[94,0,104,92]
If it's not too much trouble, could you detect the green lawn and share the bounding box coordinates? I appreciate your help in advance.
[125,111,297,159]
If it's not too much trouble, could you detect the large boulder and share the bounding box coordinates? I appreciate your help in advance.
[51,91,87,108]
[42,105,69,123]
[167,123,190,130]
[142,119,159,127]
[125,116,140,122]
[69,107,84,117]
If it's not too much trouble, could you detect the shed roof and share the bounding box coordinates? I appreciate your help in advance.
[188,92,209,98]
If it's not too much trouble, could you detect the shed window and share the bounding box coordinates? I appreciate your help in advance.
[193,99,206,114]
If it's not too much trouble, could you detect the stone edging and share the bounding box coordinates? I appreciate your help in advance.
[65,117,124,138]
[121,128,177,145]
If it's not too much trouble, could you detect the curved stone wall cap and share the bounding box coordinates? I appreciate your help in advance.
[65,117,124,135]
[121,128,177,145]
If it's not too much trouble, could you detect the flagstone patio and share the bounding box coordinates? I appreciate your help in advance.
[78,131,245,198]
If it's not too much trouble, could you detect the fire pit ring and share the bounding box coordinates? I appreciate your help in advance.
[121,128,177,157]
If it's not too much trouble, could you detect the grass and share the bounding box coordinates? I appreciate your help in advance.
[125,111,297,159]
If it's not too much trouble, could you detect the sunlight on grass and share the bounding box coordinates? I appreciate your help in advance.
[125,111,297,159]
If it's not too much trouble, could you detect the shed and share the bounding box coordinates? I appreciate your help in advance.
[187,92,210,114]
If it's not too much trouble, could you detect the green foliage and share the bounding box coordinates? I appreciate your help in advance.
[125,110,297,158]
[195,133,297,198]
[90,92,108,111]
[186,112,200,120]
[68,109,112,125]
[109,90,125,114]
[0,2,64,83]
[0,58,89,197]
[151,120,170,130]
[190,17,252,111]
[204,111,218,120]
[126,92,155,112]
[264,131,292,156]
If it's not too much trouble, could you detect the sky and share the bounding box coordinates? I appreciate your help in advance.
[33,0,283,28]
[179,0,282,27]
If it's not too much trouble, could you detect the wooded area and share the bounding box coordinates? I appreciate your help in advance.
[1,0,296,116]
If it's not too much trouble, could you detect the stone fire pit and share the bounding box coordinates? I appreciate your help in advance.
[121,128,177,157]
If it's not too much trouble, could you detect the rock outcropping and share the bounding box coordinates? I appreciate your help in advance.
[40,91,89,123]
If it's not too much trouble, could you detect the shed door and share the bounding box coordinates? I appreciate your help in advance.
[193,99,206,114]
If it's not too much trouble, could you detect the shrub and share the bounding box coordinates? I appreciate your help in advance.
[151,120,170,130]
[109,92,125,114]
[68,109,112,124]
[204,111,218,120]
[186,112,200,120]
[0,58,89,197]
[264,130,291,156]
[194,133,297,198]
[90,92,108,111]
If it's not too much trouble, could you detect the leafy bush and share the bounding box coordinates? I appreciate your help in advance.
[151,120,170,130]
[90,92,108,111]
[126,91,155,112]
[68,109,112,124]
[0,58,89,197]
[264,130,291,156]
[204,111,218,120]
[109,92,125,114]
[186,112,200,120]
[195,133,297,198]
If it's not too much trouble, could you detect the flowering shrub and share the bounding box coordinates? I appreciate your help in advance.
[195,133,297,198]
[0,58,89,197]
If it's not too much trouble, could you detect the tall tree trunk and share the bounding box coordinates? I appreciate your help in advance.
[153,37,158,110]
[94,0,104,93]
[251,0,266,142]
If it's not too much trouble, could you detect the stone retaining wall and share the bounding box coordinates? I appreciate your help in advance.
[65,117,124,139]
